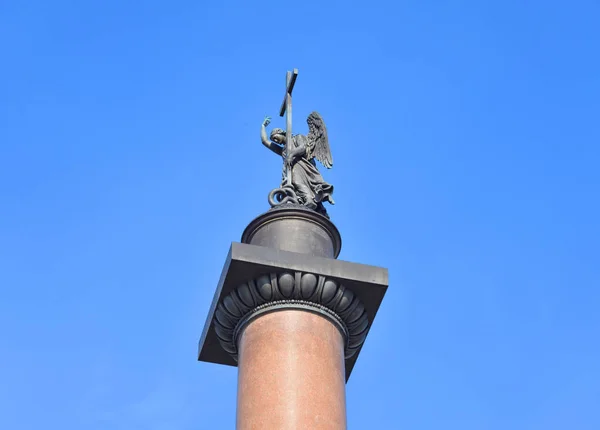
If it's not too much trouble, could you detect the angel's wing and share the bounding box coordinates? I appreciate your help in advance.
[306,111,333,169]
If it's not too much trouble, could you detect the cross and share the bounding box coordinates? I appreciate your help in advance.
[279,68,298,186]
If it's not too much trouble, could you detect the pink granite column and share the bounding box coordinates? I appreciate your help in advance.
[236,309,347,430]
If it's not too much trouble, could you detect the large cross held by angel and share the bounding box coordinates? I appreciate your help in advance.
[260,69,335,217]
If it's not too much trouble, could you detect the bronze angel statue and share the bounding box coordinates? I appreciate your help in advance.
[261,112,335,217]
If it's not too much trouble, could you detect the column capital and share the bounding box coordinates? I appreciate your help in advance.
[197,242,388,380]
[214,270,369,362]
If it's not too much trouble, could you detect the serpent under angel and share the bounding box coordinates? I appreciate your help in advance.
[261,112,335,217]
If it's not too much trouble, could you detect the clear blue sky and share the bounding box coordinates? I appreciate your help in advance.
[1,0,599,428]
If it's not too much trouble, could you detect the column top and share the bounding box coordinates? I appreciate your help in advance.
[241,206,342,259]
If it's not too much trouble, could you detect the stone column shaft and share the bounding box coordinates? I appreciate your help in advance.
[236,310,346,429]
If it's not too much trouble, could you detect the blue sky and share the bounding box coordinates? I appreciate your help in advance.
[1,0,599,428]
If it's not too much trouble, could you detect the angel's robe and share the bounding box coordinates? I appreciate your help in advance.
[282,134,334,209]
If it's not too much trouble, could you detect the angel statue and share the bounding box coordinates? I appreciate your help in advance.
[261,112,335,217]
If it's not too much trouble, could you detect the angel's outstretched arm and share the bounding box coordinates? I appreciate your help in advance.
[261,116,283,156]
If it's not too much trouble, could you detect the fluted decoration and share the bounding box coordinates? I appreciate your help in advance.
[213,271,369,361]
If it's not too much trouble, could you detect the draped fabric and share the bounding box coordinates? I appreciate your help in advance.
[282,135,334,209]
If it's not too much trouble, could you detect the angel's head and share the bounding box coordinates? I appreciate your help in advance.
[270,128,286,145]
